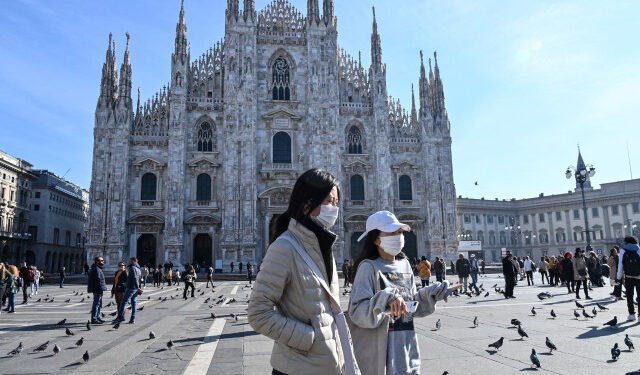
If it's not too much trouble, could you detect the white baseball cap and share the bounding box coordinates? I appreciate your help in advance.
[357,211,410,242]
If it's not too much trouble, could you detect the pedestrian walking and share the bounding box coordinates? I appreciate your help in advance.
[456,253,471,293]
[239,261,243,274]
[608,246,622,298]
[87,256,107,324]
[572,248,591,299]
[248,168,350,375]
[469,254,479,288]
[342,259,351,288]
[115,257,142,324]
[616,236,640,322]
[502,251,517,299]
[247,262,253,285]
[433,256,443,282]
[347,210,461,375]
[174,269,180,286]
[59,266,66,288]
[548,256,557,285]
[182,265,196,299]
[587,251,602,287]
[111,262,128,321]
[417,256,431,287]
[141,265,149,288]
[167,267,173,286]
[4,265,20,313]
[450,260,456,275]
[84,263,89,275]
[539,257,549,284]
[561,252,575,293]
[19,262,31,304]
[230,261,234,273]
[206,267,214,288]
[0,263,13,314]
[480,259,486,276]
[523,256,535,286]
[33,266,40,295]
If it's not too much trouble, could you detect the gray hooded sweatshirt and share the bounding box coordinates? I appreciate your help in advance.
[347,257,451,375]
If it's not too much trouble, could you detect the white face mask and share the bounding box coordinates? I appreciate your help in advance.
[311,204,339,228]
[379,234,405,256]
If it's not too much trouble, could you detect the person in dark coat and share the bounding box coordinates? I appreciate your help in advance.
[561,251,575,293]
[87,256,107,324]
[456,254,471,293]
[502,251,517,298]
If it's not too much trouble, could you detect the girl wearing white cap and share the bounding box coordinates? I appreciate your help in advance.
[347,211,461,375]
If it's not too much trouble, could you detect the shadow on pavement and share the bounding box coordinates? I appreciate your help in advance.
[576,322,640,339]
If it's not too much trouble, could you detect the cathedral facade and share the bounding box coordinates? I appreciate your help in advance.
[87,0,458,271]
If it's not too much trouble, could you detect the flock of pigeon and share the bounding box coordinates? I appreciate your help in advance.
[4,285,250,366]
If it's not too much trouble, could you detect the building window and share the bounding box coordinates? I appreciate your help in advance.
[475,215,480,224]
[499,231,506,245]
[196,173,212,201]
[197,122,214,152]
[54,228,60,245]
[140,173,157,201]
[350,175,365,201]
[271,56,290,100]
[487,215,494,224]
[76,233,81,247]
[633,202,640,214]
[477,231,484,242]
[592,207,599,218]
[611,205,619,216]
[489,232,496,245]
[539,213,545,223]
[498,216,504,225]
[539,232,549,244]
[523,215,529,224]
[28,226,38,242]
[398,175,412,200]
[555,211,561,221]
[347,126,363,154]
[65,231,71,246]
[34,204,40,211]
[35,192,40,198]
[464,214,471,223]
[272,132,292,164]
[573,210,580,219]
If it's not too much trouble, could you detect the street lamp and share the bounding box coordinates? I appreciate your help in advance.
[565,150,596,252]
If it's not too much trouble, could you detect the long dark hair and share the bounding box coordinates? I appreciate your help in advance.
[271,168,341,243]
[350,229,405,282]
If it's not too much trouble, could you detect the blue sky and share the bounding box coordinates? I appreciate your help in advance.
[1,0,638,199]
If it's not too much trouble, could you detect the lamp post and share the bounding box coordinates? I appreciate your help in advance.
[505,218,524,255]
[565,150,596,252]
[624,219,639,238]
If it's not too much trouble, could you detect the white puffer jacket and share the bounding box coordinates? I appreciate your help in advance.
[248,219,343,375]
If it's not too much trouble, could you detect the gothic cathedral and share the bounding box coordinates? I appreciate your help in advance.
[87,0,458,271]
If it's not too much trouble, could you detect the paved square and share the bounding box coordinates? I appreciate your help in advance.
[1,275,639,374]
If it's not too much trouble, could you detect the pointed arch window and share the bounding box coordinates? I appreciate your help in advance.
[197,122,213,152]
[141,173,157,201]
[196,173,211,201]
[399,175,412,200]
[347,126,363,154]
[350,175,365,201]
[272,132,291,164]
[271,56,290,100]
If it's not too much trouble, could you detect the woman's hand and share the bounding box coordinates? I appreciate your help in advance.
[443,283,464,302]
[389,296,407,317]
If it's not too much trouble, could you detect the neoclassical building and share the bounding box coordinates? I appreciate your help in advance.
[87,0,458,271]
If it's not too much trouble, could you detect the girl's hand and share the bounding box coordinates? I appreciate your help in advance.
[389,296,407,317]
[444,283,464,302]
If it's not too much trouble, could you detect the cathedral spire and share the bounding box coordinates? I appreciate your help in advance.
[243,0,255,22]
[411,83,418,125]
[418,50,431,119]
[227,0,239,21]
[371,7,383,71]
[174,0,188,56]
[99,33,118,105]
[135,87,141,119]
[307,0,319,25]
[322,0,334,25]
[432,51,446,115]
[118,33,132,100]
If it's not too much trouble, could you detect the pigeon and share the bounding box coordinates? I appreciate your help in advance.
[596,303,609,311]
[147,296,151,300]
[484,292,490,297]
[510,319,521,326]
[36,298,41,302]
[545,337,557,353]
[435,319,441,330]
[56,319,67,326]
[204,298,210,303]
[530,348,541,368]
[592,307,598,317]
[611,343,621,361]
[473,316,479,327]
[209,305,214,308]
[573,310,580,320]
[53,344,61,355]
[492,283,497,288]
[86,320,92,331]
[101,313,106,318]
[575,301,584,309]
[50,298,54,302]
[109,311,117,316]
[8,342,23,356]
[65,327,75,336]
[33,341,50,352]
[603,316,618,328]
[65,299,71,303]
[76,337,84,347]
[167,339,174,349]
[83,350,90,363]
[138,306,144,311]
[582,309,593,319]
[113,322,120,330]
[211,313,216,319]
[550,309,556,318]
[517,324,528,340]
[149,331,156,339]
[531,307,537,316]
[625,334,634,351]
[488,337,504,351]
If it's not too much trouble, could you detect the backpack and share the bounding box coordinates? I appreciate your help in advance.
[27,269,34,281]
[623,250,640,277]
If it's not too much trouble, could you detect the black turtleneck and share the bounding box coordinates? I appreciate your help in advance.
[301,217,336,284]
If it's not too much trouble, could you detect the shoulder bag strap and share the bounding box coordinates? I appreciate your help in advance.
[280,234,361,375]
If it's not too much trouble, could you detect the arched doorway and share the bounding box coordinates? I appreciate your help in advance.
[193,234,212,268]
[45,252,51,271]
[137,234,157,268]
[26,251,36,266]
[350,232,364,259]
[403,231,418,263]
[52,253,58,272]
